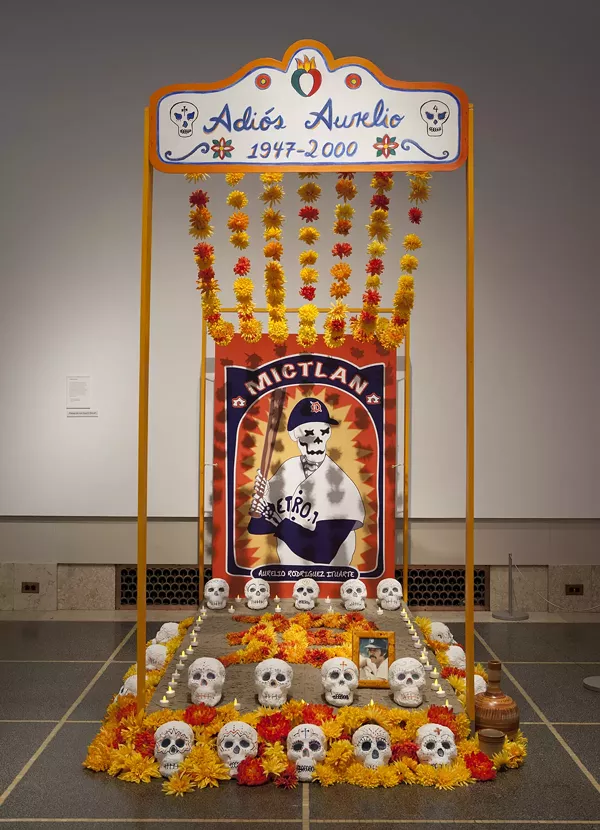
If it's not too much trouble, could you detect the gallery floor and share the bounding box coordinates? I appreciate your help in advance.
[0,611,599,829]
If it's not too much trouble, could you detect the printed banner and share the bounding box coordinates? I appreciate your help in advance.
[150,40,468,173]
[212,336,397,598]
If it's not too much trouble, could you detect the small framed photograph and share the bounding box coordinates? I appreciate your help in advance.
[352,630,396,688]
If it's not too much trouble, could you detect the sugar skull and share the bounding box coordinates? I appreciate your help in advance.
[188,657,225,706]
[153,622,180,644]
[340,578,367,611]
[446,645,466,670]
[416,723,457,766]
[287,724,327,782]
[352,724,392,769]
[205,578,229,610]
[117,674,137,697]
[244,578,270,610]
[420,100,449,137]
[169,101,198,138]
[145,643,168,671]
[255,658,293,707]
[154,721,194,777]
[216,721,258,777]
[293,578,320,610]
[377,578,403,610]
[321,657,359,707]
[388,657,426,707]
[429,622,455,645]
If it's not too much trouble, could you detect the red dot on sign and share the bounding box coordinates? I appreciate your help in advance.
[255,74,271,89]
[345,73,362,89]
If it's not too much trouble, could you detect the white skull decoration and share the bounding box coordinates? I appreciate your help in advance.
[321,657,359,707]
[217,721,258,777]
[188,657,225,706]
[377,578,403,610]
[420,100,449,137]
[446,645,466,670]
[145,643,168,671]
[388,657,426,707]
[474,674,487,695]
[293,578,320,610]
[352,724,392,769]
[416,723,457,766]
[153,622,180,644]
[154,721,194,777]
[340,578,367,611]
[245,578,270,610]
[117,674,137,697]
[287,724,327,782]
[205,578,229,610]
[289,420,332,466]
[255,658,293,707]
[169,101,198,138]
[429,622,455,645]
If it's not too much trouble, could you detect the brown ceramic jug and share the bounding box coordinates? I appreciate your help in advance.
[474,660,520,738]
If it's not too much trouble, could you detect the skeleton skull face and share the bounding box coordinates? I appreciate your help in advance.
[416,723,457,766]
[474,674,487,695]
[420,100,449,137]
[255,658,293,707]
[217,721,258,777]
[188,657,225,706]
[290,421,331,466]
[145,643,168,671]
[117,675,137,697]
[429,622,455,645]
[287,724,326,782]
[154,721,194,777]
[321,657,359,707]
[352,724,392,769]
[153,622,180,644]
[293,578,320,610]
[205,578,229,610]
[377,578,403,610]
[446,645,466,670]
[169,101,197,138]
[340,578,367,611]
[244,578,270,610]
[388,657,426,707]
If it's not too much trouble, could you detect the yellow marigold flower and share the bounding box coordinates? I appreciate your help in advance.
[201,294,221,316]
[299,250,318,266]
[403,233,422,251]
[185,172,209,182]
[371,174,394,192]
[416,764,437,787]
[330,262,352,280]
[122,664,137,680]
[265,286,285,305]
[371,208,389,224]
[367,240,387,258]
[268,318,288,345]
[281,699,306,724]
[335,178,357,201]
[400,254,419,273]
[264,226,282,241]
[297,325,318,349]
[298,303,319,325]
[346,762,379,788]
[119,752,162,784]
[330,281,351,299]
[233,277,254,302]
[300,266,318,284]
[267,303,287,320]
[377,765,401,787]
[143,710,180,730]
[320,718,343,741]
[264,241,283,260]
[227,211,249,232]
[313,762,339,786]
[335,203,355,219]
[225,172,245,186]
[262,207,284,228]
[435,759,471,790]
[260,184,284,205]
[209,319,234,346]
[409,180,430,203]
[230,231,249,250]
[399,275,415,292]
[298,172,320,179]
[261,742,288,777]
[325,740,354,772]
[195,254,214,270]
[163,772,196,796]
[260,172,284,183]
[328,301,348,322]
[323,329,345,349]
[264,260,284,282]
[227,190,248,209]
[337,706,367,732]
[299,226,320,244]
[368,222,390,242]
[414,616,431,638]
[365,274,381,289]
[407,170,432,182]
[297,182,322,203]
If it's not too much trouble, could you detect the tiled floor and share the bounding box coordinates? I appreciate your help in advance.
[0,615,599,829]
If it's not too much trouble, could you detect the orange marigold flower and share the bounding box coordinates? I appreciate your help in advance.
[263,241,283,260]
[330,281,351,299]
[273,762,298,789]
[183,704,217,727]
[256,712,292,744]
[236,757,269,786]
[335,178,357,200]
[333,219,352,236]
[227,211,249,232]
[330,262,352,280]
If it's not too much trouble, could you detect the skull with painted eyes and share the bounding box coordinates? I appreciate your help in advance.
[352,724,392,769]
[154,721,194,777]
[321,657,359,707]
[254,658,293,707]
[216,721,258,777]
[290,421,331,466]
[188,657,225,706]
[416,723,457,766]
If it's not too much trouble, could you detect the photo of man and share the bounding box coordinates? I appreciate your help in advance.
[359,637,389,680]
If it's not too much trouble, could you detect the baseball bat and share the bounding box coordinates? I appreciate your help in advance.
[250,387,286,518]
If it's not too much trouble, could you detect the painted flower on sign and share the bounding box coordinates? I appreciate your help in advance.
[373,134,399,159]
[211,137,235,160]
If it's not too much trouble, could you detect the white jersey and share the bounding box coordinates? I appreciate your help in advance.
[264,455,365,567]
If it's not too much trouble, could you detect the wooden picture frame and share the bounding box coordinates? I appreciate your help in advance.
[352,630,396,688]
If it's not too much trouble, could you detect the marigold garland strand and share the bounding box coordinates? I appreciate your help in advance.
[324,173,357,348]
[260,173,287,345]
[297,173,322,348]
[227,173,262,343]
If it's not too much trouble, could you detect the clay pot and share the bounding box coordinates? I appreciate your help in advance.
[477,728,506,758]
[474,660,520,738]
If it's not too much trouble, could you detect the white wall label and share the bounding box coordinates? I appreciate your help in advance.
[67,409,99,418]
[66,375,91,409]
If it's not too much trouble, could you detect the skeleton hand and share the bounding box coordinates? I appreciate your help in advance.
[253,470,270,500]
[250,493,270,517]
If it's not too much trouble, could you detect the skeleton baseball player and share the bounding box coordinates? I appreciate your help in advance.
[248,398,365,567]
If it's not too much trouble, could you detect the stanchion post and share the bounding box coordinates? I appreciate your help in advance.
[198,315,208,602]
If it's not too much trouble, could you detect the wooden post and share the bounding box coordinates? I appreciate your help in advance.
[402,323,411,603]
[136,108,154,716]
[198,314,208,602]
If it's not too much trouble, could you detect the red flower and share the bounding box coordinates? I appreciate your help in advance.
[408,207,423,224]
[273,614,290,632]
[374,171,394,183]
[441,666,466,679]
[189,189,210,207]
[302,703,335,725]
[338,172,356,179]
[427,706,460,738]
[332,242,352,258]
[300,285,316,301]
[334,219,352,236]
[362,289,381,306]
[330,319,345,332]
[193,242,214,259]
[464,751,497,781]
[115,700,136,722]
[392,741,419,762]
[299,206,319,222]
[236,757,269,786]
[274,762,298,789]
[305,648,329,667]
[391,315,408,327]
[198,266,215,282]
[256,712,292,744]
[360,310,377,323]
[206,313,221,324]
[233,257,251,276]
[134,729,156,758]
[366,258,384,276]
[370,194,390,210]
[339,732,352,743]
[184,703,217,726]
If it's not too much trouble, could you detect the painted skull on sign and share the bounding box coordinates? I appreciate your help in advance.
[289,421,332,467]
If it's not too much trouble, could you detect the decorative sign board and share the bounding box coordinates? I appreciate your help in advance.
[150,40,468,173]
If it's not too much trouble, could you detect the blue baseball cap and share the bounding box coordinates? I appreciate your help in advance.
[287,398,339,432]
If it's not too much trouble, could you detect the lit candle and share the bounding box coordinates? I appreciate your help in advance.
[413,640,422,650]
[325,596,330,603]
[424,661,432,672]
[196,615,202,625]
[431,667,439,679]
[201,606,208,617]
[419,652,428,665]
[233,697,240,710]
[186,645,194,654]
[445,700,453,711]
[235,595,242,604]
[228,605,235,614]
[369,699,375,707]
[274,594,280,602]
[376,606,384,615]
[436,686,445,696]
[158,696,170,708]
[432,679,440,690]
[275,604,281,613]
[191,636,198,646]
[166,685,175,698]
[171,671,179,682]
[180,650,188,661]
